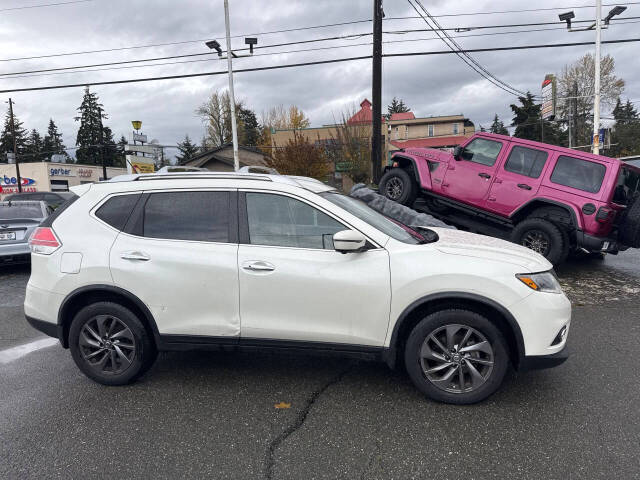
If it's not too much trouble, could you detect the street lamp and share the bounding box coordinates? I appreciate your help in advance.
[558,11,575,29]
[205,40,222,56]
[605,5,627,24]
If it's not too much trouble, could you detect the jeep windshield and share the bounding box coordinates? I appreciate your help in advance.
[320,192,426,244]
[612,165,640,205]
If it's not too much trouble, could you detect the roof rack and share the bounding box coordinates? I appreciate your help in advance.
[104,171,274,183]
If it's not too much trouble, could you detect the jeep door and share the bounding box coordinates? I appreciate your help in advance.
[109,189,240,338]
[485,144,550,216]
[237,191,391,346]
[441,137,505,205]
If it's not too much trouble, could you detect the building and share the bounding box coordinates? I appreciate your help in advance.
[0,162,126,198]
[180,143,267,171]
[270,99,474,188]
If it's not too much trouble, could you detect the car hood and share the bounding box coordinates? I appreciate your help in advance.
[429,227,552,272]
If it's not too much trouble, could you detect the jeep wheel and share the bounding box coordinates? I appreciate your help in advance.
[511,218,569,265]
[379,168,417,206]
[404,309,508,404]
[69,302,157,386]
[618,194,640,248]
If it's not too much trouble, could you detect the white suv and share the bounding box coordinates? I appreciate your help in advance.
[25,172,570,404]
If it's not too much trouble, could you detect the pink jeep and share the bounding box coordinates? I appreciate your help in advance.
[379,132,640,265]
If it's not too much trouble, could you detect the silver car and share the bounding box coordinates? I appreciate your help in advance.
[0,200,50,264]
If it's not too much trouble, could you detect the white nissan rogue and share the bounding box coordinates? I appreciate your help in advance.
[25,172,570,404]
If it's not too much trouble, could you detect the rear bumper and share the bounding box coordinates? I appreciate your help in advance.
[575,231,621,253]
[520,344,569,370]
[25,315,64,344]
[0,243,30,263]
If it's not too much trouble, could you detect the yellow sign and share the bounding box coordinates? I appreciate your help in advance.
[131,120,142,130]
[130,160,155,174]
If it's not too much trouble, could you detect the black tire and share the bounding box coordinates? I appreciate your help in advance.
[404,309,509,404]
[69,302,157,386]
[618,194,640,248]
[379,168,417,206]
[511,217,569,266]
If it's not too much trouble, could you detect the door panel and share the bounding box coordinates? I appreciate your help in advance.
[238,245,391,345]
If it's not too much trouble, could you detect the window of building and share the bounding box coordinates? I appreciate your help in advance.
[245,193,344,249]
[143,191,230,242]
[453,123,460,135]
[50,180,69,192]
[428,125,434,137]
[460,138,503,166]
[95,194,141,231]
[550,156,606,193]
[405,125,409,139]
[504,146,548,178]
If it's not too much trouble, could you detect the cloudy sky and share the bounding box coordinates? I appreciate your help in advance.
[1,0,638,158]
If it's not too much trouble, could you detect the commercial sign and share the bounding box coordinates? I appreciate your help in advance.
[125,144,157,155]
[78,168,94,178]
[50,167,75,177]
[126,154,155,174]
[541,74,557,121]
[0,176,37,194]
[133,133,147,143]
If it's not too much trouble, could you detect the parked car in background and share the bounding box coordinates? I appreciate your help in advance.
[0,200,50,264]
[379,132,640,265]
[25,171,570,404]
[4,191,75,210]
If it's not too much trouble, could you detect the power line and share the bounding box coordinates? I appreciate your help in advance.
[2,37,639,95]
[0,0,93,12]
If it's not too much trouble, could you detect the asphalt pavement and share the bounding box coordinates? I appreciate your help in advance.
[1,253,639,479]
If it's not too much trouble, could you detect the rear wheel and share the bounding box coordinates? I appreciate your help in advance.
[69,302,157,385]
[404,309,509,404]
[379,168,417,206]
[618,194,640,248]
[511,217,569,266]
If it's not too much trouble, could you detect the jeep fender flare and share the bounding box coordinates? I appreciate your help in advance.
[392,154,432,190]
[511,198,582,230]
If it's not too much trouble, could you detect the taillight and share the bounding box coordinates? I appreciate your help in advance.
[29,227,61,254]
[595,207,614,223]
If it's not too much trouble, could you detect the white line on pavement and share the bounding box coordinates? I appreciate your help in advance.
[0,337,59,364]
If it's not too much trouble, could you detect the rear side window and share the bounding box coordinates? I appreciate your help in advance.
[143,191,229,242]
[550,156,606,193]
[504,146,548,178]
[95,194,141,231]
[461,138,503,166]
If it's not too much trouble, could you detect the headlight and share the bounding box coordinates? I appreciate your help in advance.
[516,271,562,294]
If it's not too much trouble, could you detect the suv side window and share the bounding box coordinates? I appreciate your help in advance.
[504,146,548,178]
[245,192,344,249]
[95,193,141,230]
[143,191,230,242]
[550,155,606,193]
[461,138,503,166]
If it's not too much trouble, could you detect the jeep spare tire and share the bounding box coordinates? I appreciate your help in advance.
[618,195,640,248]
[379,168,417,206]
[511,218,569,266]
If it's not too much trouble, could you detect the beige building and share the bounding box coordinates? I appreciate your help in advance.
[0,162,126,199]
[181,143,267,171]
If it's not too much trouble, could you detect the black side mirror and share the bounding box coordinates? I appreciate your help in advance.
[453,145,463,160]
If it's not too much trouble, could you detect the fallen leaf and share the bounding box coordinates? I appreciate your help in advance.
[274,402,291,409]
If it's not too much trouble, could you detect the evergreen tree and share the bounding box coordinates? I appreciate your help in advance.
[75,86,107,165]
[176,134,199,163]
[510,92,565,146]
[386,97,410,118]
[24,129,44,162]
[0,106,28,160]
[101,126,120,167]
[611,98,640,156]
[42,118,68,160]
[489,114,509,135]
[116,135,128,167]
[237,106,260,146]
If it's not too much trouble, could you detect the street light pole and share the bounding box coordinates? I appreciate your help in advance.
[223,0,240,172]
[592,0,602,155]
[8,98,22,193]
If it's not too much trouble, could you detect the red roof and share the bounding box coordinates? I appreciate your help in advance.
[389,112,415,121]
[347,98,385,125]
[390,136,466,149]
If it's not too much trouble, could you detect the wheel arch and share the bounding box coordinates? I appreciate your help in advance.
[391,154,428,187]
[511,198,581,230]
[57,285,161,349]
[383,292,525,370]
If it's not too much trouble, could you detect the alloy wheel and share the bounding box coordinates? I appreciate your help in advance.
[385,177,404,200]
[79,315,136,375]
[419,324,494,394]
[522,230,551,255]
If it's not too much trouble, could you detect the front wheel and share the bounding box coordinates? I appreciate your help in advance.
[404,309,509,404]
[511,218,569,266]
[379,168,417,206]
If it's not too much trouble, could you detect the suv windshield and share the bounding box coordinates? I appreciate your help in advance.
[320,192,425,244]
[612,165,640,205]
[0,203,43,220]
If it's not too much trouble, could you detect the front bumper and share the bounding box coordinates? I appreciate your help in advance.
[520,344,569,371]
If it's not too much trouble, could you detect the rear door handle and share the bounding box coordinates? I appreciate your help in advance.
[478,173,491,179]
[120,251,151,261]
[517,183,532,190]
[242,261,275,272]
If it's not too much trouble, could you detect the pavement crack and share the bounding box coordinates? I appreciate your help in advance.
[264,363,355,480]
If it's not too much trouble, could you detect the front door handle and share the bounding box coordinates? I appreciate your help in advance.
[517,183,532,190]
[478,172,491,179]
[120,251,151,261]
[242,261,275,272]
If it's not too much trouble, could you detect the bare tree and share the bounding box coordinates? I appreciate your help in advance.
[265,131,330,180]
[259,104,310,155]
[330,111,372,184]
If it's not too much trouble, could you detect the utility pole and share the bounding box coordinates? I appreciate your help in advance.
[592,0,602,154]
[572,82,578,148]
[371,0,383,183]
[8,98,22,193]
[223,0,240,172]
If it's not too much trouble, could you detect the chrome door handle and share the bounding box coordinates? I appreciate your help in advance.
[120,251,150,261]
[242,261,275,272]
